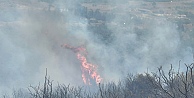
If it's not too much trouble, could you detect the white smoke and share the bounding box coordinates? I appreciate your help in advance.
[0,0,193,95]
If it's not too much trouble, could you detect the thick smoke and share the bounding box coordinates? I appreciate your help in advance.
[0,0,87,94]
[85,2,193,82]
[0,0,193,95]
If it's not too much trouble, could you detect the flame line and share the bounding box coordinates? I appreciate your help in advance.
[62,44,102,85]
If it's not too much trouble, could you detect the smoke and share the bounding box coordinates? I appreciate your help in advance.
[0,0,193,95]
[0,0,86,94]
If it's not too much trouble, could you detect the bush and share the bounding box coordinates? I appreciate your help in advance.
[4,63,194,98]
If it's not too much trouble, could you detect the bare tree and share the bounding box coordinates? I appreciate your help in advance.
[147,63,194,98]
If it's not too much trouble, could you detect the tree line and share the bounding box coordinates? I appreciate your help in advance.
[4,62,194,98]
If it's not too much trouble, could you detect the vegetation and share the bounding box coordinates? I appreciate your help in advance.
[4,62,194,98]
[1,0,194,98]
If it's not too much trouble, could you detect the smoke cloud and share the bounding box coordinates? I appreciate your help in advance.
[0,0,193,95]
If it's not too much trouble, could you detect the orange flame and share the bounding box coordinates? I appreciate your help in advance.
[62,44,102,85]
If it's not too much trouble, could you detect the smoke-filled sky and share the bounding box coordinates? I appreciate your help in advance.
[0,0,193,95]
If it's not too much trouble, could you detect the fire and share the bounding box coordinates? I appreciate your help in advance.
[62,44,102,85]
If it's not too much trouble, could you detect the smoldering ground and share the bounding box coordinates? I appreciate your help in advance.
[0,0,193,95]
